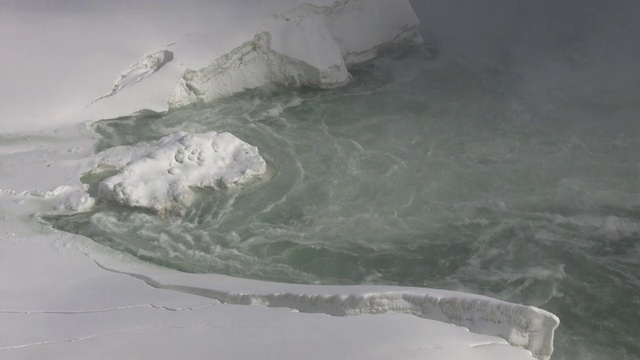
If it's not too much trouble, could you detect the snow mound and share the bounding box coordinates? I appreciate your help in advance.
[169,0,421,107]
[97,131,266,214]
[91,50,174,105]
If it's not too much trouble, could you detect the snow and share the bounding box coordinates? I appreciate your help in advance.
[91,50,175,105]
[97,131,266,214]
[0,0,559,359]
[170,0,422,107]
[168,32,323,108]
[262,0,422,68]
[0,0,335,134]
[0,225,541,360]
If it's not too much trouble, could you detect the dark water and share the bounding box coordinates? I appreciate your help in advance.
[47,1,640,358]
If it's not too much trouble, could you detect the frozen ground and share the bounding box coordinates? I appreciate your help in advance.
[0,0,560,359]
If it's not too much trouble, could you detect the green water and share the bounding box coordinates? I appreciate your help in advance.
[46,48,640,359]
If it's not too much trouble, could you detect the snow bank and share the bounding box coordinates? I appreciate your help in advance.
[0,233,539,360]
[169,0,422,107]
[0,0,335,134]
[0,0,419,133]
[168,33,321,108]
[97,131,266,214]
[97,259,559,360]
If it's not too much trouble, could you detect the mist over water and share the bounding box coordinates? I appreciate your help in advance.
[46,1,639,359]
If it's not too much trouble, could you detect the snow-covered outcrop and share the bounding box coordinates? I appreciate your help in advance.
[169,0,422,107]
[91,50,174,105]
[97,131,266,214]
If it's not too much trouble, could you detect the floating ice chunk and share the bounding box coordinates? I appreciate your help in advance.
[91,50,174,104]
[169,0,422,107]
[97,131,266,214]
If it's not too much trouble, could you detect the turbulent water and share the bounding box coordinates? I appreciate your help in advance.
[47,3,640,358]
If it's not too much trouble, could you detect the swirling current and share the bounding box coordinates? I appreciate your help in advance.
[45,38,639,360]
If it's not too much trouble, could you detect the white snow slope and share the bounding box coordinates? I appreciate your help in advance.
[0,1,559,359]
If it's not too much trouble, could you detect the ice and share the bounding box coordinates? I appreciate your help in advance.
[97,131,267,214]
[169,0,422,107]
[168,33,321,108]
[99,260,560,359]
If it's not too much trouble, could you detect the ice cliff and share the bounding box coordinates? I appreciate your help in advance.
[97,131,266,214]
[169,0,422,107]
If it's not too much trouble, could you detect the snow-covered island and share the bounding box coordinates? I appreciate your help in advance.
[0,1,559,359]
[97,131,267,214]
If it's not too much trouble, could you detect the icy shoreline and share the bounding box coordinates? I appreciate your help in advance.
[0,97,559,360]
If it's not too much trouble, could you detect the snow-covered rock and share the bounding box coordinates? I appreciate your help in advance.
[97,131,266,214]
[169,0,422,107]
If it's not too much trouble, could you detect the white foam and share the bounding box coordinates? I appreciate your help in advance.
[97,131,266,214]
